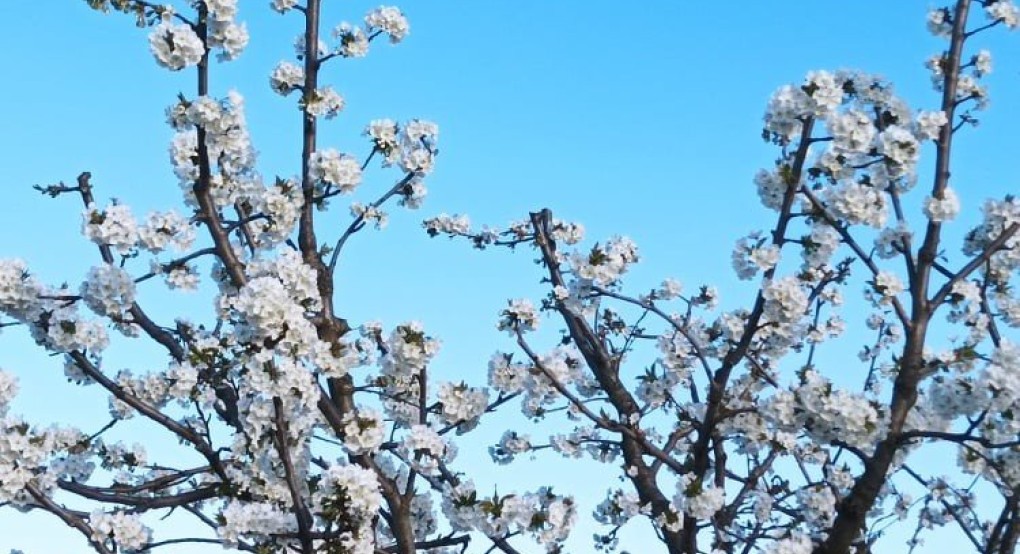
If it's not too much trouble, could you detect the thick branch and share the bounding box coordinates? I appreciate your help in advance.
[816,3,972,552]
[25,483,114,554]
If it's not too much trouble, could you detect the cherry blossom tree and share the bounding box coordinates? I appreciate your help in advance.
[425,2,1020,553]
[0,1,1018,554]
[3,1,570,553]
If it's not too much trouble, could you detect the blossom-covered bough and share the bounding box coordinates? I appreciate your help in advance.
[2,1,574,553]
[2,1,1020,554]
[426,2,1020,553]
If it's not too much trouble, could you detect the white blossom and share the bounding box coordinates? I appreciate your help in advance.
[975,49,993,76]
[148,21,204,71]
[871,271,905,304]
[270,61,304,96]
[915,110,947,141]
[923,187,961,222]
[987,0,1020,29]
[365,6,410,43]
[342,407,386,454]
[304,87,345,119]
[0,370,18,417]
[437,381,489,427]
[498,298,539,334]
[310,149,362,192]
[83,203,138,255]
[89,510,151,552]
[138,210,194,252]
[81,264,136,320]
[209,20,249,61]
[423,213,470,236]
[271,0,299,13]
[334,23,369,57]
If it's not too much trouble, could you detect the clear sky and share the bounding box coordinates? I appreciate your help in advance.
[0,1,1018,553]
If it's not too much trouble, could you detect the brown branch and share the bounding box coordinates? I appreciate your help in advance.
[817,2,973,551]
[681,116,815,552]
[58,481,219,510]
[272,397,315,554]
[133,247,218,284]
[191,7,246,289]
[900,464,984,552]
[529,209,685,553]
[590,285,716,383]
[73,172,186,361]
[68,351,225,480]
[899,429,1020,450]
[25,483,114,554]
[74,466,211,495]
[929,223,1018,308]
[382,534,471,553]
[799,185,911,327]
[327,172,416,273]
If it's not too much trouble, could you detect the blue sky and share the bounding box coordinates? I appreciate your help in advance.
[0,1,1018,552]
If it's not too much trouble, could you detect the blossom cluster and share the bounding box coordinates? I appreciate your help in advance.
[146,1,249,70]
[442,480,577,550]
[7,2,1020,554]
